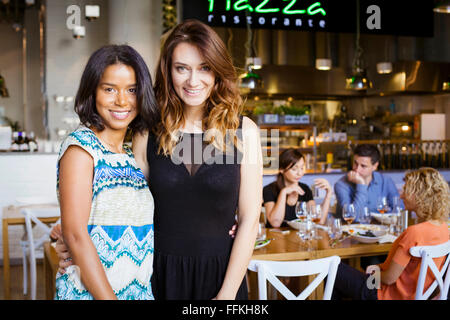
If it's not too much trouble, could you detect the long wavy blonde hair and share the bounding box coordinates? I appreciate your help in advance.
[403,167,450,222]
[153,19,243,156]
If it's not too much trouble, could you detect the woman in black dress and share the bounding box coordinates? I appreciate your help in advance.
[263,148,332,227]
[132,19,262,300]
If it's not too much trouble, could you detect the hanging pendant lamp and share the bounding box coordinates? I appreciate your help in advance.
[346,0,372,90]
[239,8,262,90]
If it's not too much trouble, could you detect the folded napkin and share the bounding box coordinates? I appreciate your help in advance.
[378,234,397,244]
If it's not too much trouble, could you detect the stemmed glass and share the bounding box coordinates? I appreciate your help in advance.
[309,204,322,239]
[295,201,307,222]
[296,202,313,241]
[342,203,356,225]
[377,196,391,225]
[376,196,390,214]
[389,198,402,234]
[391,196,401,212]
[358,206,371,224]
[310,204,322,224]
[327,217,342,243]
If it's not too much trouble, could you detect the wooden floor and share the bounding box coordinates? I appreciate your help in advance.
[0,261,46,300]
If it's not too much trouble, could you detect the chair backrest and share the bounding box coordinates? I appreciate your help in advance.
[409,240,450,300]
[247,256,341,300]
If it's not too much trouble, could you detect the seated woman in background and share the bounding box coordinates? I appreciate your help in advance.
[332,167,450,300]
[263,148,332,227]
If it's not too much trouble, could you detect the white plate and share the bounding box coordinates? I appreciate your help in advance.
[344,225,387,243]
[352,233,384,244]
[255,239,271,250]
[370,212,398,225]
[341,224,388,234]
[286,219,305,230]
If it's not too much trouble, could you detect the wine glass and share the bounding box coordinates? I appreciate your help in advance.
[342,203,356,225]
[391,196,402,213]
[376,196,390,214]
[257,222,266,241]
[309,204,322,239]
[295,201,307,221]
[310,204,322,224]
[327,217,342,241]
[358,206,371,224]
[389,203,402,234]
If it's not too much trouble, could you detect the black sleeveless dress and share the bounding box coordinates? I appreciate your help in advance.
[147,120,248,300]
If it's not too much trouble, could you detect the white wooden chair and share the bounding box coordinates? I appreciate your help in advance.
[248,256,341,300]
[16,197,60,300]
[409,240,450,300]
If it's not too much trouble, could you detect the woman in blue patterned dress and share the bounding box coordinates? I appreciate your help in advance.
[54,45,159,299]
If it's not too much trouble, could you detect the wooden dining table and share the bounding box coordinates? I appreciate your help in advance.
[248,226,394,300]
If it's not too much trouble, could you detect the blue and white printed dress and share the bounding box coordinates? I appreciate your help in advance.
[55,126,154,300]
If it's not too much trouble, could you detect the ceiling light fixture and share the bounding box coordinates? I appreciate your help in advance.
[443,77,450,91]
[240,8,263,90]
[346,0,372,90]
[377,37,393,74]
[239,65,262,90]
[434,0,450,13]
[246,57,262,70]
[73,25,85,39]
[316,33,332,70]
[85,5,100,21]
[377,62,393,74]
[316,58,332,70]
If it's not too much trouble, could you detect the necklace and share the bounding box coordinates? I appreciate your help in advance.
[97,137,125,154]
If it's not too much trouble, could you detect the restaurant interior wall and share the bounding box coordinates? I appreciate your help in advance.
[0,6,41,137]
[45,0,162,141]
[0,4,449,140]
[0,0,163,141]
[214,12,450,141]
[45,0,110,142]
[0,25,23,133]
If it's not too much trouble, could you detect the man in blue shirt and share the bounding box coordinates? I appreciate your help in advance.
[334,144,400,220]
[335,144,401,269]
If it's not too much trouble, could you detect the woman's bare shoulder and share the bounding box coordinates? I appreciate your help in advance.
[241,116,258,131]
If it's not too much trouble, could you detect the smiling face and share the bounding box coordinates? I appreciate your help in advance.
[171,42,215,109]
[95,63,138,132]
[282,158,306,184]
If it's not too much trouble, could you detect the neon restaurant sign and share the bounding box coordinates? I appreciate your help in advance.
[182,0,434,37]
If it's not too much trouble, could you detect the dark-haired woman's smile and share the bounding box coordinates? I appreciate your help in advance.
[95,63,138,132]
[109,110,132,120]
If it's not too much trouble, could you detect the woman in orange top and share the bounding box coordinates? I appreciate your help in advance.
[332,167,449,300]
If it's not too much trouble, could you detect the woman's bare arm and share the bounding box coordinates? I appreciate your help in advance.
[215,117,262,299]
[59,146,116,300]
